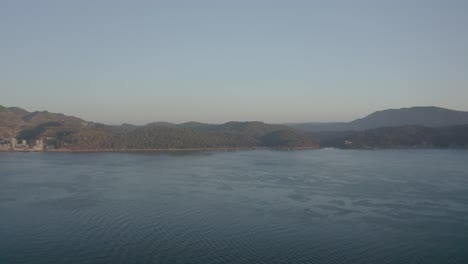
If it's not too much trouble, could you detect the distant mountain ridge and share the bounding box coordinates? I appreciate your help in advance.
[318,124,468,149]
[289,106,468,132]
[2,105,468,150]
[0,106,91,138]
[0,105,319,150]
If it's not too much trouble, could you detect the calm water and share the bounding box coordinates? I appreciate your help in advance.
[1,149,468,264]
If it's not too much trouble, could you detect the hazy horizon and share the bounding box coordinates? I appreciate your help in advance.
[3,103,468,126]
[2,1,468,124]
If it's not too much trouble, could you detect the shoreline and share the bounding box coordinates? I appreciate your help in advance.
[2,146,466,153]
[0,146,321,153]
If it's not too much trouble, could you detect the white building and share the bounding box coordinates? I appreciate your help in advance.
[10,138,17,149]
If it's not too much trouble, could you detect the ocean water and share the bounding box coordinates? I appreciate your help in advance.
[1,149,468,264]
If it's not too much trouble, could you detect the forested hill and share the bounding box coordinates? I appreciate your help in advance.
[289,106,468,132]
[318,125,468,149]
[63,122,319,149]
[349,107,468,130]
[2,104,468,150]
[0,105,319,150]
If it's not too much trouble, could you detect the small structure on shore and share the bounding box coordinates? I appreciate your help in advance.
[0,139,10,151]
[10,138,17,149]
[33,139,45,151]
[0,138,46,152]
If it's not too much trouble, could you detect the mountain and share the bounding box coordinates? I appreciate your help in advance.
[3,107,29,116]
[349,106,468,130]
[0,110,24,138]
[0,105,319,150]
[319,125,468,149]
[290,106,468,132]
[285,122,349,132]
[59,121,319,150]
[3,104,467,150]
[108,123,139,134]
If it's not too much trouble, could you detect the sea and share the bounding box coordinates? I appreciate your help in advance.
[1,149,468,264]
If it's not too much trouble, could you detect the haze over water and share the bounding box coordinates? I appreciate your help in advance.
[1,149,468,264]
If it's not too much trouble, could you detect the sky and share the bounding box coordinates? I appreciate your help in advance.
[1,0,468,124]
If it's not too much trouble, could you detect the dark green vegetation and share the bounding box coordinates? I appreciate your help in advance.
[289,106,468,132]
[1,105,468,149]
[290,106,468,149]
[0,106,318,149]
[318,125,468,148]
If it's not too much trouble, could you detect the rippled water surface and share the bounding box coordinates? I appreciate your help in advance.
[1,149,468,264]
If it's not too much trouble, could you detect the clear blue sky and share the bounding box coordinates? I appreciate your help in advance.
[1,0,467,124]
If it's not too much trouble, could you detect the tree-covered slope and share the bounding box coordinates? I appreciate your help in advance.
[0,105,319,149]
[319,125,468,148]
[290,106,468,132]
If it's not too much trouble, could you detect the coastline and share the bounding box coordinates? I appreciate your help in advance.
[0,146,320,153]
[2,146,465,153]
